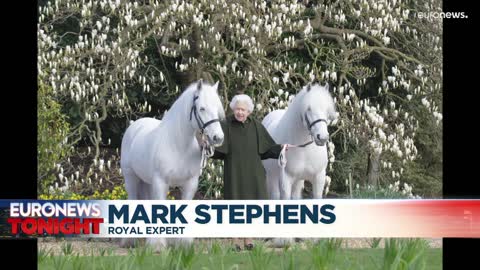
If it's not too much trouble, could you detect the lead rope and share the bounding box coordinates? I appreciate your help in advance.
[277,139,314,169]
[200,132,215,170]
[278,144,288,169]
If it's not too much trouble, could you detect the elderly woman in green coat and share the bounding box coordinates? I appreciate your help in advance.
[212,94,288,251]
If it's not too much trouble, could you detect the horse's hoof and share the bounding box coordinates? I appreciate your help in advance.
[231,244,242,252]
[168,237,194,248]
[245,243,254,251]
[147,238,167,253]
[270,238,294,248]
[120,238,135,248]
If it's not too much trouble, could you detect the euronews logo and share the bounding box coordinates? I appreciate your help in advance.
[418,11,468,19]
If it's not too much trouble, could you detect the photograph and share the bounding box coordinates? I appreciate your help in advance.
[6,0,471,269]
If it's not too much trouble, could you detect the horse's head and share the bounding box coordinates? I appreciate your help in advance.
[190,80,225,147]
[301,83,338,146]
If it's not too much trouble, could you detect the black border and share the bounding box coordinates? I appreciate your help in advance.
[0,1,478,269]
[0,1,38,269]
[443,1,479,269]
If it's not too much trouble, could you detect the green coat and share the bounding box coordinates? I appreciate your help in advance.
[212,115,282,199]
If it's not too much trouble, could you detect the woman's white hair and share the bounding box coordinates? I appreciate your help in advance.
[230,94,254,112]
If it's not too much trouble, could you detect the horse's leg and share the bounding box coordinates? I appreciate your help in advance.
[268,175,280,200]
[146,176,169,252]
[291,179,306,244]
[181,177,199,200]
[291,180,304,199]
[311,170,327,244]
[138,181,151,200]
[133,181,152,247]
[124,168,139,200]
[149,176,169,200]
[120,168,140,248]
[169,177,199,248]
[264,159,280,200]
[312,169,327,199]
[272,174,294,247]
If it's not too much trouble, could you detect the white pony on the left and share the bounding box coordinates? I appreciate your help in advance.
[120,80,225,250]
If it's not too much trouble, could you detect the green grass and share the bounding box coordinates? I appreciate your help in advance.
[382,238,430,270]
[38,244,442,270]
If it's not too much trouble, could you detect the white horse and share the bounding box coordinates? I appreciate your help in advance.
[263,83,337,200]
[262,83,337,246]
[120,80,225,250]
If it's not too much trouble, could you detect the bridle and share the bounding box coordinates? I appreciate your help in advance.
[190,95,221,133]
[278,112,329,173]
[190,95,220,169]
[299,111,328,147]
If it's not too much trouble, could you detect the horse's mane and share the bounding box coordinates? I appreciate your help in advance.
[162,82,197,124]
[160,81,224,146]
[288,83,336,118]
[277,83,336,141]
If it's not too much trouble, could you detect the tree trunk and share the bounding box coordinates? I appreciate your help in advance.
[367,152,381,188]
[179,25,213,88]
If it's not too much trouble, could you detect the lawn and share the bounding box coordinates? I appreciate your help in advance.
[38,239,442,270]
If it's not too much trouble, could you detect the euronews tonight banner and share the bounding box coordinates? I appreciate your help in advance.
[1,200,479,238]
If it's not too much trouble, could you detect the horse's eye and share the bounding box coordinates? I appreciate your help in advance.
[199,107,206,112]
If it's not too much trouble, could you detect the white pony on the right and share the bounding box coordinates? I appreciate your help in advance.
[262,83,338,201]
[262,83,337,247]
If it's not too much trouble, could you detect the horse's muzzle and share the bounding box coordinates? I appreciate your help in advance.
[314,138,328,146]
[315,134,328,146]
[209,135,224,147]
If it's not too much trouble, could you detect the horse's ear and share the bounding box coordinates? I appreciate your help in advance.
[197,79,203,91]
[213,81,219,92]
[324,82,329,90]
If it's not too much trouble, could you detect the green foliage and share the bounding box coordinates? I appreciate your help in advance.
[329,140,370,195]
[352,182,418,199]
[280,250,296,270]
[401,161,442,198]
[37,82,71,193]
[308,239,343,270]
[248,243,274,270]
[130,246,154,266]
[383,238,429,270]
[61,242,74,256]
[38,247,51,264]
[39,185,128,200]
[168,245,197,270]
[401,110,442,198]
[38,240,442,270]
[369,238,383,249]
[198,159,225,199]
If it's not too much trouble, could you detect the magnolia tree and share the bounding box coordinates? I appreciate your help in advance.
[38,0,442,198]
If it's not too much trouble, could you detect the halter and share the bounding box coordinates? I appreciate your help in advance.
[278,112,328,169]
[295,111,328,146]
[190,95,220,169]
[304,111,328,131]
[190,95,221,133]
